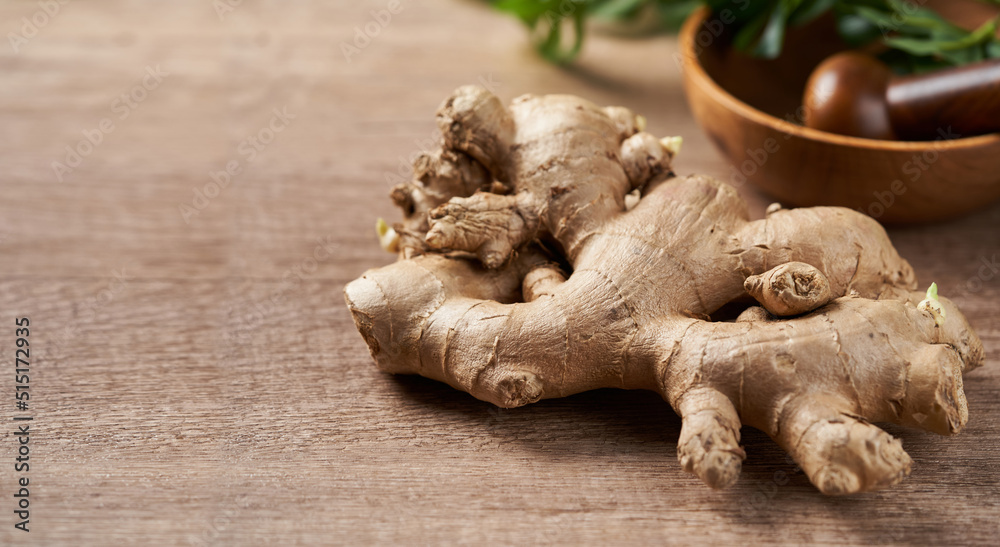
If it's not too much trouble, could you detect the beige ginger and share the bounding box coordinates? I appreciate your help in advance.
[345,86,985,495]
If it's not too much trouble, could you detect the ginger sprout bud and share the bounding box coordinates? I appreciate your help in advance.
[918,282,946,326]
[376,218,400,253]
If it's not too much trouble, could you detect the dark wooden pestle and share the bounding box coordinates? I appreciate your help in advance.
[803,51,1000,141]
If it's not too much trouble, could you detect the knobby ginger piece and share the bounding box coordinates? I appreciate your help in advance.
[346,86,985,495]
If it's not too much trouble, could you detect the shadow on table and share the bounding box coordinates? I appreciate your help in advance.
[385,372,990,543]
[389,373,681,457]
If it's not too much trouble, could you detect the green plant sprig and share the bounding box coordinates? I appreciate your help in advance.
[492,0,1000,73]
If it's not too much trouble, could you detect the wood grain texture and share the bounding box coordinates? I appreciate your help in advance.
[0,1,998,545]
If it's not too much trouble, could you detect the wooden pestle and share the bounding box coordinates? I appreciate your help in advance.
[803,51,1000,141]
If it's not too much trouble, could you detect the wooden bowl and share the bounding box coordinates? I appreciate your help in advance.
[678,7,1000,223]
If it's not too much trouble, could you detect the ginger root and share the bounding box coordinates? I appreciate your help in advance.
[345,86,985,495]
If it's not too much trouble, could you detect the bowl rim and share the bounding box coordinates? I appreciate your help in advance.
[679,6,1000,151]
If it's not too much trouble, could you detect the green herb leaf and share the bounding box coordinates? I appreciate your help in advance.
[656,0,703,31]
[753,1,791,58]
[591,0,648,19]
[788,0,837,27]
[490,0,1000,72]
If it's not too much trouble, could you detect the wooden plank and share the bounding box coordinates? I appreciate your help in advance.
[1,0,998,544]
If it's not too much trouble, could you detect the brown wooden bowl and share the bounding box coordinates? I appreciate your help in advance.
[678,6,1000,223]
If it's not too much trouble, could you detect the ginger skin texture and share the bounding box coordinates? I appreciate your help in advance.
[345,86,985,495]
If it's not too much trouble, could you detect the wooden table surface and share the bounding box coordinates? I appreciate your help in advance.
[1,1,998,544]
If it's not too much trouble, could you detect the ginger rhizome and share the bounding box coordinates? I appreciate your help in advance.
[345,86,985,495]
